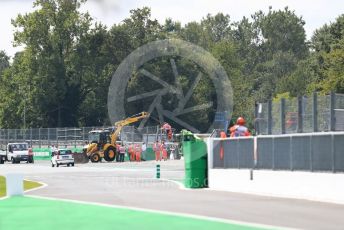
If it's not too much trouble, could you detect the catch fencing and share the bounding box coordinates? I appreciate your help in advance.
[209,132,344,173]
[255,92,344,135]
[0,125,165,149]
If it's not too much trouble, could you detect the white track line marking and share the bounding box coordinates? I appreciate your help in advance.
[25,194,294,230]
[23,179,48,193]
[0,172,293,229]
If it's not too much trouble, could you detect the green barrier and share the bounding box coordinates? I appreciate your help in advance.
[32,148,51,160]
[181,130,208,188]
[33,147,83,160]
[142,147,155,161]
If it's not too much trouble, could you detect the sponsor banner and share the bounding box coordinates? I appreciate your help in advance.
[32,148,51,160]
[32,148,83,160]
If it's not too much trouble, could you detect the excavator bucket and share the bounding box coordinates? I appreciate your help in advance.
[73,151,89,163]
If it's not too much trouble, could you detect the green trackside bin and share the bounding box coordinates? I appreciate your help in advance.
[181,130,208,188]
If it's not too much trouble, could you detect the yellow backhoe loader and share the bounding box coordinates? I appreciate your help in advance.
[83,112,150,163]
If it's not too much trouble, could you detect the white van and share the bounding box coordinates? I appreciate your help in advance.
[6,143,34,164]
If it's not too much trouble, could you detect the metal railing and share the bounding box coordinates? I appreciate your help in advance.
[255,92,344,135]
[0,126,165,149]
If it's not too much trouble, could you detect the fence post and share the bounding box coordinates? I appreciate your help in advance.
[272,136,275,170]
[38,128,41,148]
[268,100,272,135]
[74,128,77,148]
[330,91,336,131]
[47,128,50,146]
[313,92,318,132]
[30,128,32,147]
[254,102,260,135]
[236,138,240,169]
[281,98,286,134]
[297,96,303,133]
[290,136,293,171]
[310,135,313,172]
[56,128,58,147]
[82,127,85,144]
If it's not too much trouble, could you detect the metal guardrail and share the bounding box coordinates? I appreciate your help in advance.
[209,132,344,173]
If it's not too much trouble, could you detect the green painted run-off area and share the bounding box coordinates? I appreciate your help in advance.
[0,196,265,230]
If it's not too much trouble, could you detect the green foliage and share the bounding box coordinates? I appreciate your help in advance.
[0,51,10,74]
[308,14,344,94]
[0,1,343,131]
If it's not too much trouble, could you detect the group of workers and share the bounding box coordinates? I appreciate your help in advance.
[113,122,174,163]
[116,142,146,162]
[153,140,169,161]
[116,140,173,162]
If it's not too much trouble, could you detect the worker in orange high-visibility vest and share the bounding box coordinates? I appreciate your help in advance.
[128,144,135,162]
[161,141,168,161]
[153,140,161,161]
[230,117,251,137]
[134,144,142,162]
[162,122,173,140]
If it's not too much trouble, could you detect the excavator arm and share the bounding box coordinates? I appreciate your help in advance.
[110,112,150,145]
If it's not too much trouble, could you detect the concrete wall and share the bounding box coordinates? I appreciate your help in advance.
[206,135,344,204]
[208,169,344,204]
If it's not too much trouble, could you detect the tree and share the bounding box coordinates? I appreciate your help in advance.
[308,14,344,93]
[311,38,344,93]
[9,0,92,127]
[260,7,308,59]
[122,7,162,47]
[0,51,10,74]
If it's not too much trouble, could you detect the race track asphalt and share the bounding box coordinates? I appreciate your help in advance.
[1,160,344,230]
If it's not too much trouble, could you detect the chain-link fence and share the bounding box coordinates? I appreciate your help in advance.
[255,92,344,135]
[0,126,165,149]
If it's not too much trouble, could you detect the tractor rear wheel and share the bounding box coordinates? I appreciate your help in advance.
[104,146,116,162]
[90,153,101,163]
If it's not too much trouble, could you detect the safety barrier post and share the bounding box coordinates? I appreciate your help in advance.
[290,135,293,171]
[268,100,272,135]
[38,128,41,148]
[310,134,313,172]
[331,133,335,173]
[254,102,260,135]
[56,128,59,147]
[281,98,286,134]
[313,92,318,132]
[330,91,336,131]
[47,128,50,146]
[6,174,23,196]
[297,96,303,133]
[156,164,160,179]
[74,128,77,148]
[30,128,33,147]
[272,136,275,170]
